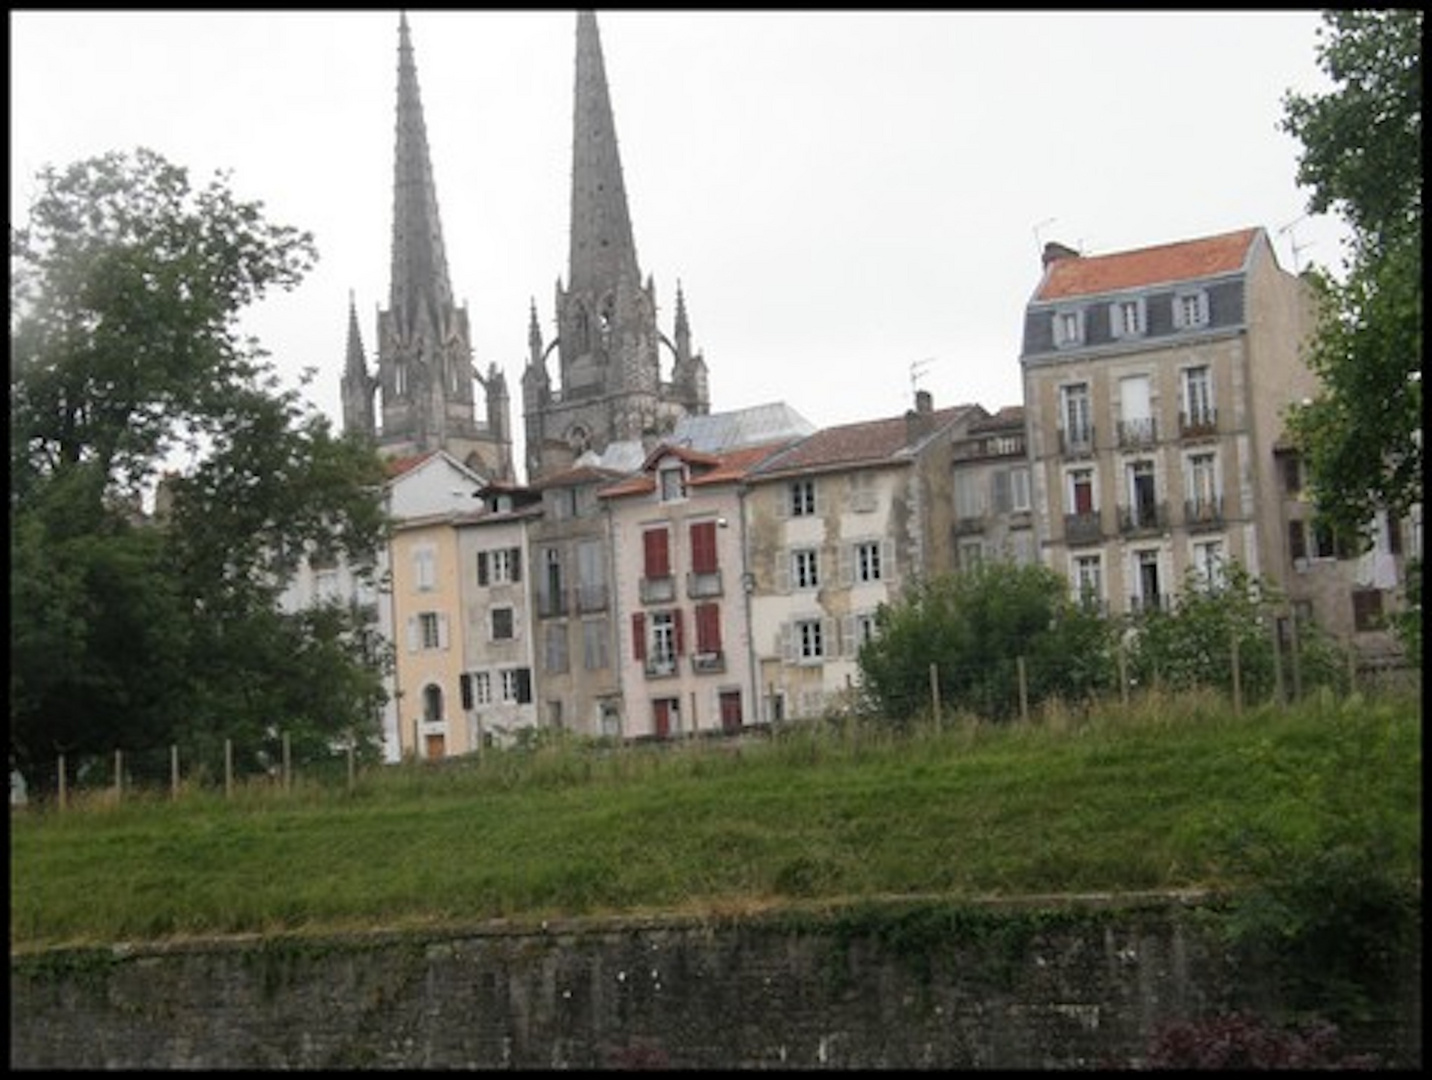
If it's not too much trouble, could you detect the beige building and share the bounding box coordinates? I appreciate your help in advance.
[741,393,983,722]
[1019,226,1411,658]
[950,405,1038,572]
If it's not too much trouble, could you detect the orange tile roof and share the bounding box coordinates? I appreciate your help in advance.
[751,405,978,479]
[383,450,439,478]
[1035,227,1261,302]
[598,441,793,500]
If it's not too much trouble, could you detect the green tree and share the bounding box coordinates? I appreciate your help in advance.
[1280,10,1421,541]
[856,561,1116,726]
[1127,562,1345,703]
[10,148,390,789]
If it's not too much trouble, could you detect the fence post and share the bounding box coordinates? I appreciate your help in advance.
[1117,638,1129,706]
[1017,656,1029,722]
[58,753,67,812]
[114,748,123,802]
[171,744,180,800]
[929,662,941,731]
[1347,645,1358,694]
[1230,626,1242,715]
[282,730,292,791]
[1289,612,1303,700]
[224,738,234,799]
[347,741,356,793]
[1271,616,1286,706]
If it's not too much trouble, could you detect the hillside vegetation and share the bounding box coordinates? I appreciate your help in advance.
[9,689,1420,952]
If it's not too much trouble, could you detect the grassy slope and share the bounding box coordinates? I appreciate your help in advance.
[9,691,1421,950]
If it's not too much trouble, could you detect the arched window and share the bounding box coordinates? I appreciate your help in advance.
[423,684,444,724]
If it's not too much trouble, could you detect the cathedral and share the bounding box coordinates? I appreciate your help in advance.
[342,12,709,484]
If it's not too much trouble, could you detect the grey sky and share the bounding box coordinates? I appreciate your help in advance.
[10,10,1351,478]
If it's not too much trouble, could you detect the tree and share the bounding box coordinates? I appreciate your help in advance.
[10,148,390,789]
[856,562,1116,726]
[1280,11,1421,541]
[1127,562,1345,703]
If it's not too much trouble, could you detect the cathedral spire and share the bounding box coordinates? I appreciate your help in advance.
[390,10,453,334]
[341,289,375,437]
[568,9,640,295]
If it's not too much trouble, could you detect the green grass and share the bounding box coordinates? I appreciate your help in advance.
[9,689,1421,951]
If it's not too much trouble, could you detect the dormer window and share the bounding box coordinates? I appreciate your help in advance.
[1109,297,1145,339]
[1172,289,1210,330]
[659,464,687,502]
[1053,308,1085,349]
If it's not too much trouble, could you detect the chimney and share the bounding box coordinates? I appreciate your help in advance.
[906,390,934,443]
[1042,241,1081,267]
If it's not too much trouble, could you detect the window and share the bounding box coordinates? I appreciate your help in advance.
[1187,452,1218,505]
[1126,460,1158,528]
[992,467,1031,513]
[1192,539,1225,590]
[649,610,679,673]
[423,684,443,724]
[849,472,877,512]
[1134,549,1162,612]
[411,611,447,652]
[1068,467,1095,515]
[959,539,984,571]
[855,540,882,583]
[576,538,607,611]
[315,569,340,604]
[1117,374,1154,446]
[477,547,521,585]
[659,465,687,502]
[694,602,722,656]
[719,690,743,733]
[1289,519,1308,562]
[1061,383,1093,449]
[1173,289,1210,330]
[500,668,532,704]
[1352,589,1384,632]
[1182,366,1215,429]
[789,479,816,517]
[642,527,671,578]
[543,624,568,673]
[1073,554,1102,606]
[472,671,492,706]
[954,471,983,520]
[792,548,820,589]
[1110,297,1144,339]
[582,619,608,670]
[414,545,435,591]
[491,606,514,641]
[539,546,565,616]
[1053,308,1085,348]
[1280,452,1303,496]
[795,618,824,661]
[1311,519,1351,560]
[689,520,719,575]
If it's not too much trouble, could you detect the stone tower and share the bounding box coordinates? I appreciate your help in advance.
[342,13,514,480]
[522,10,709,481]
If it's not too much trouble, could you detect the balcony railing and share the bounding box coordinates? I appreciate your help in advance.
[954,515,986,536]
[1116,417,1158,448]
[1118,501,1169,536]
[1127,593,1172,616]
[644,655,678,678]
[536,589,569,618]
[1058,425,1096,457]
[691,651,726,674]
[1184,496,1224,531]
[686,569,723,599]
[1179,408,1218,439]
[1064,511,1103,546]
[639,575,675,604]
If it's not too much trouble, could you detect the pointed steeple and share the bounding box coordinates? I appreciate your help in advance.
[341,290,376,437]
[673,279,691,362]
[568,9,640,295]
[390,10,454,335]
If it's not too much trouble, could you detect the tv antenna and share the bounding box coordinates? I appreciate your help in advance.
[1278,214,1313,273]
[910,357,934,399]
[1033,217,1057,254]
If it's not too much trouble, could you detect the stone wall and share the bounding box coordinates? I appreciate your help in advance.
[10,892,1420,1069]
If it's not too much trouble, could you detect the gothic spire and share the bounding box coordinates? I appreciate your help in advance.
[568,10,640,296]
[390,11,454,333]
[340,290,376,436]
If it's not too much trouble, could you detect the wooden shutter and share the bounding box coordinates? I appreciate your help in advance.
[515,668,532,704]
[643,527,670,577]
[477,551,489,586]
[696,602,722,653]
[1288,520,1307,561]
[460,673,473,710]
[690,520,718,574]
[631,613,646,661]
[509,547,522,582]
[673,609,685,655]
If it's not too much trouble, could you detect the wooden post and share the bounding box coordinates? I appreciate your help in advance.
[224,738,234,799]
[1230,627,1242,715]
[114,749,123,801]
[282,730,291,791]
[1347,646,1358,693]
[929,662,941,730]
[1289,611,1303,700]
[171,744,180,800]
[1117,639,1129,706]
[1017,656,1029,723]
[1272,617,1286,706]
[347,741,356,792]
[57,753,67,812]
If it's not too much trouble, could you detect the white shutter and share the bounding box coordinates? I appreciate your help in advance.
[437,613,450,650]
[881,540,896,582]
[780,622,795,664]
[822,619,836,659]
[775,551,791,593]
[842,615,856,658]
[838,544,853,586]
[406,616,419,653]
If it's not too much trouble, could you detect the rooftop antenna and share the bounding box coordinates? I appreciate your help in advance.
[910,357,933,400]
[1033,217,1057,254]
[1278,214,1312,273]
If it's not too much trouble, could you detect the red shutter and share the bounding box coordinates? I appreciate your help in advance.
[1074,478,1094,515]
[696,602,722,653]
[673,609,685,655]
[632,613,646,661]
[643,528,670,577]
[690,520,718,574]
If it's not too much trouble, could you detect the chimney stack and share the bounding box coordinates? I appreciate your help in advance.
[1042,241,1081,267]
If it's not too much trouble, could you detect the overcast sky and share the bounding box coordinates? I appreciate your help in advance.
[11,10,1352,479]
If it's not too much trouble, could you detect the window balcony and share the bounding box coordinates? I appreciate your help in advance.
[1184,496,1224,532]
[644,656,678,678]
[1179,408,1218,439]
[1118,501,1169,536]
[1116,417,1158,449]
[639,575,675,604]
[1064,511,1103,546]
[1058,425,1096,457]
[691,650,726,675]
[686,569,723,599]
[954,515,986,536]
[1127,593,1172,616]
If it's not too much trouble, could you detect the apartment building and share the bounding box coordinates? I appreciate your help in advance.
[949,405,1039,573]
[741,393,983,722]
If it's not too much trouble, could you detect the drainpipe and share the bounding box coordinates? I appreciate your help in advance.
[739,483,760,725]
